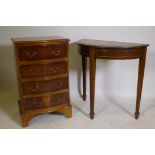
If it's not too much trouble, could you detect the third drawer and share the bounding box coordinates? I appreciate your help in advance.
[21,77,68,96]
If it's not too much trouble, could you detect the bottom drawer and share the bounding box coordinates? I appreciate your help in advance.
[22,92,69,111]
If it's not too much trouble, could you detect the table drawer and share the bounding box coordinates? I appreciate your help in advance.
[20,64,44,78]
[96,48,143,59]
[22,77,68,95]
[23,92,69,111]
[18,44,67,61]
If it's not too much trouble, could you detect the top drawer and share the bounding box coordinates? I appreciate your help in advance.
[18,44,67,61]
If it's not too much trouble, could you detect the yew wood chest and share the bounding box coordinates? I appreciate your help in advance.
[12,36,72,127]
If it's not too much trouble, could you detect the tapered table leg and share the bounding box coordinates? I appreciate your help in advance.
[135,51,146,119]
[89,48,96,119]
[82,56,87,101]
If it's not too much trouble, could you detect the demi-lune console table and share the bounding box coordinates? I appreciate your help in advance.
[77,39,149,120]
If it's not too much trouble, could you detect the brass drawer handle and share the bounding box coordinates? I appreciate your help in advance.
[25,85,40,92]
[54,97,61,103]
[55,83,63,89]
[49,66,61,73]
[29,68,40,75]
[31,86,40,92]
[26,51,37,58]
[50,50,61,56]
[32,101,42,107]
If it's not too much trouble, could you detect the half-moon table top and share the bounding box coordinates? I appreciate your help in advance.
[77,39,149,49]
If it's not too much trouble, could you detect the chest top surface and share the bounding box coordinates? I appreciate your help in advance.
[77,39,149,49]
[12,36,69,44]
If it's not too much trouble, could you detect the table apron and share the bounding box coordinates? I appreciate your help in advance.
[80,48,146,60]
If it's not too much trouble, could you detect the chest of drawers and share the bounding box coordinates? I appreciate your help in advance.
[12,36,72,127]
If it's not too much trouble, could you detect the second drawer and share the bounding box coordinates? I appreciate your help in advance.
[20,61,67,79]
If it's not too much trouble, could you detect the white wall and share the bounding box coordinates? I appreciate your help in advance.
[0,26,155,100]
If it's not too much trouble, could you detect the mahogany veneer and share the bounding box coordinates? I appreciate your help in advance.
[12,36,72,127]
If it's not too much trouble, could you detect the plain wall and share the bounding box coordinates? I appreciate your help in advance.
[0,26,155,101]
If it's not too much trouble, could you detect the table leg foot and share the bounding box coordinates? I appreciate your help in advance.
[135,112,140,119]
[83,95,86,101]
[89,112,95,119]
